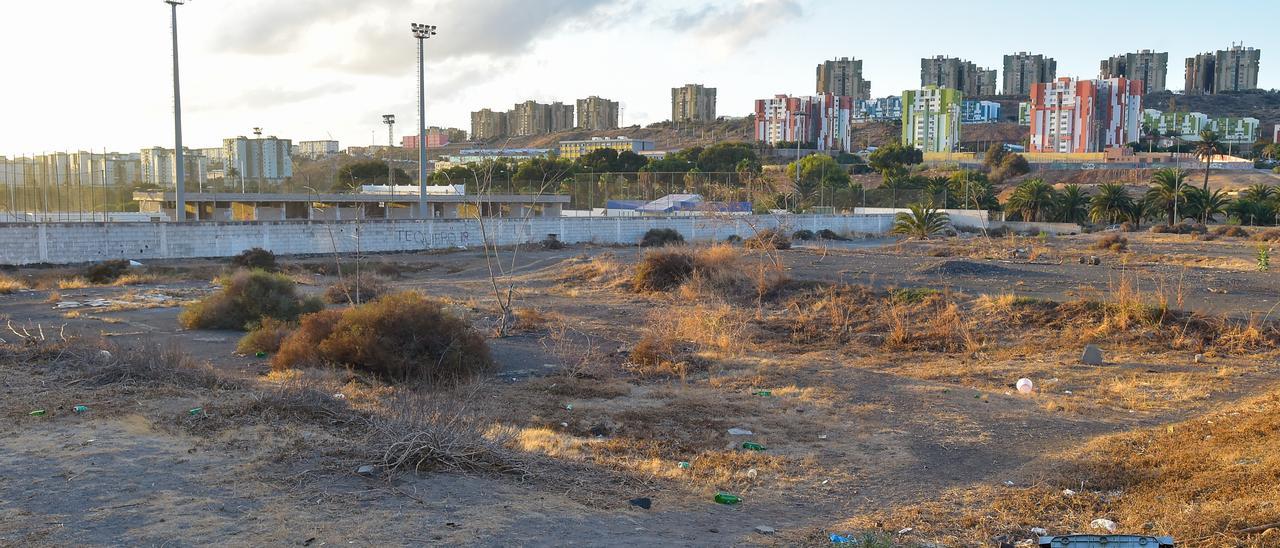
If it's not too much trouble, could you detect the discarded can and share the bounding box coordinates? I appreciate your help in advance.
[751,390,772,397]
[741,441,766,451]
[713,492,741,505]
[255,351,268,359]
[28,409,46,416]
[564,404,573,411]
[188,407,204,416]
[677,461,691,469]
[73,405,89,413]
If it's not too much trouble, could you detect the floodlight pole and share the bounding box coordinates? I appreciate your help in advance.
[166,0,186,221]
[411,23,436,219]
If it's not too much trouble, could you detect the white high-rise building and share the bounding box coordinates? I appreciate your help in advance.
[296,140,340,159]
[222,136,293,185]
[140,147,208,187]
[902,86,963,153]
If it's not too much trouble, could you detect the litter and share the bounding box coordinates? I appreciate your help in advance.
[28,409,46,416]
[73,405,89,413]
[1016,378,1034,394]
[741,442,766,451]
[1090,518,1118,533]
[713,492,741,505]
[727,427,753,436]
[188,407,204,416]
[830,533,853,543]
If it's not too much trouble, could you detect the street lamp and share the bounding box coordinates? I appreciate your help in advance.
[165,0,187,221]
[411,22,437,219]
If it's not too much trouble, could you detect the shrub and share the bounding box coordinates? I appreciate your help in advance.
[1251,229,1280,242]
[640,228,684,247]
[633,249,696,291]
[744,228,792,250]
[1093,234,1128,252]
[1213,225,1250,238]
[84,260,131,284]
[231,248,278,272]
[540,234,565,250]
[273,292,493,383]
[0,275,26,295]
[179,269,324,331]
[1152,222,1207,235]
[724,234,743,244]
[323,275,389,304]
[817,229,849,241]
[236,317,294,354]
[792,229,816,241]
[374,262,403,279]
[1118,222,1137,232]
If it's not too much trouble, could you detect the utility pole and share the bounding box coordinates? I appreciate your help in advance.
[411,23,437,219]
[165,0,187,221]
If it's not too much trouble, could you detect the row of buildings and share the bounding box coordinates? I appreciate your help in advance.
[470,96,622,140]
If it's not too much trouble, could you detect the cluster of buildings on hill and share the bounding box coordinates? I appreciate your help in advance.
[467,84,720,141]
[753,45,1265,155]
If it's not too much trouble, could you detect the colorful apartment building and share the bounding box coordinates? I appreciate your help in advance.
[901,87,963,153]
[852,96,903,124]
[1141,110,1260,144]
[753,94,855,152]
[1027,77,1143,153]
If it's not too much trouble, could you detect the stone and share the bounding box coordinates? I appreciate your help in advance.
[1081,344,1104,365]
[628,497,651,510]
[727,428,753,436]
[754,526,776,535]
[1030,527,1047,535]
[356,464,379,477]
[1089,518,1117,533]
[1194,353,1205,363]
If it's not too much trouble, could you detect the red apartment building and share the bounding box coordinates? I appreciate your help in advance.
[1028,77,1144,153]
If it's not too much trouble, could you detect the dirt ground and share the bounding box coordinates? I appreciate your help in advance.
[1,227,1278,546]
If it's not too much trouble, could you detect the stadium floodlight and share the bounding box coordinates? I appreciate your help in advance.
[410,23,437,218]
[165,0,188,220]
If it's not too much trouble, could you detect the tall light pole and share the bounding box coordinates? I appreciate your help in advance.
[165,0,186,221]
[382,114,396,187]
[411,23,436,219]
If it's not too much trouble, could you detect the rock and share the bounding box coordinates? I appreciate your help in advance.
[1089,518,1117,533]
[1194,353,1205,363]
[1081,344,1104,365]
[754,526,776,535]
[727,427,754,436]
[1090,256,1101,266]
[628,497,651,510]
[97,350,113,362]
[356,464,379,477]
[1030,527,1048,536]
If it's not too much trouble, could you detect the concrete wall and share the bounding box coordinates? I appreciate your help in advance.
[0,214,896,266]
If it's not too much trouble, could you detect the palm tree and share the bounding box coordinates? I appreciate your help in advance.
[1124,197,1154,230]
[1193,130,1222,223]
[1241,183,1277,203]
[1181,187,1231,224]
[892,203,951,239]
[1145,168,1188,226]
[923,176,951,208]
[1227,198,1276,226]
[1005,179,1057,222]
[1055,184,1089,224]
[1090,183,1134,225]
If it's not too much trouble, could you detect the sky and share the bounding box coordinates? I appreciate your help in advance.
[1,0,1278,154]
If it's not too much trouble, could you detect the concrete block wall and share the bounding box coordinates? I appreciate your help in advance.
[0,214,896,265]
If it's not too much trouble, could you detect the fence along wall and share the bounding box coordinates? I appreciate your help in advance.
[0,214,897,266]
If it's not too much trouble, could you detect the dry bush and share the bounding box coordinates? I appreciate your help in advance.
[373,262,403,279]
[826,390,1280,546]
[1093,234,1128,252]
[273,291,493,383]
[1213,225,1250,238]
[322,275,390,304]
[744,228,792,250]
[511,307,555,332]
[83,259,131,284]
[56,277,91,289]
[640,228,684,247]
[230,247,279,272]
[0,336,228,393]
[236,317,294,354]
[629,305,750,377]
[179,269,324,331]
[0,275,26,294]
[558,254,626,287]
[792,229,816,241]
[372,390,525,475]
[1250,228,1280,242]
[633,248,695,291]
[818,228,850,241]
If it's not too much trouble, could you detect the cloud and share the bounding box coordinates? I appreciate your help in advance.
[661,0,803,51]
[188,82,357,112]
[208,0,633,75]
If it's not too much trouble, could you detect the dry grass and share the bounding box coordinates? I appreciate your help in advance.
[557,253,627,288]
[629,304,751,378]
[236,317,294,354]
[1093,234,1129,252]
[819,390,1280,546]
[322,274,390,305]
[0,275,26,294]
[1250,228,1280,242]
[56,277,91,289]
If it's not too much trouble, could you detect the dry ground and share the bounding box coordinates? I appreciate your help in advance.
[1,228,1278,546]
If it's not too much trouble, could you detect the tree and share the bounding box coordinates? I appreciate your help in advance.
[694,142,760,174]
[868,143,923,182]
[1181,187,1230,224]
[1241,183,1278,203]
[1145,168,1188,225]
[615,150,649,173]
[334,160,408,192]
[1005,179,1057,222]
[576,148,621,172]
[513,157,576,190]
[947,170,998,211]
[1090,183,1134,225]
[990,153,1031,183]
[891,204,950,239]
[785,155,849,207]
[1228,198,1277,226]
[1054,184,1089,224]
[1193,129,1222,222]
[1124,196,1154,230]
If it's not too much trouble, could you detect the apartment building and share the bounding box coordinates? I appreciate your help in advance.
[1100,50,1168,92]
[557,137,654,160]
[296,140,339,159]
[902,87,963,153]
[576,96,620,130]
[753,93,855,152]
[222,135,292,185]
[470,109,508,141]
[921,56,998,97]
[1004,52,1057,96]
[140,147,209,187]
[816,57,872,101]
[1027,77,1142,153]
[1185,45,1262,94]
[672,83,717,123]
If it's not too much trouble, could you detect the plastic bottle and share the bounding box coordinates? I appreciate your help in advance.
[677,461,691,469]
[751,390,772,397]
[188,407,203,416]
[713,492,741,505]
[73,405,89,413]
[28,409,46,416]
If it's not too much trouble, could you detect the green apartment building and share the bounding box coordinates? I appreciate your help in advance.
[902,86,963,153]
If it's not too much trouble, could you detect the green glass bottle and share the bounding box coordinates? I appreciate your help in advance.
[714,492,741,505]
[741,441,766,451]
